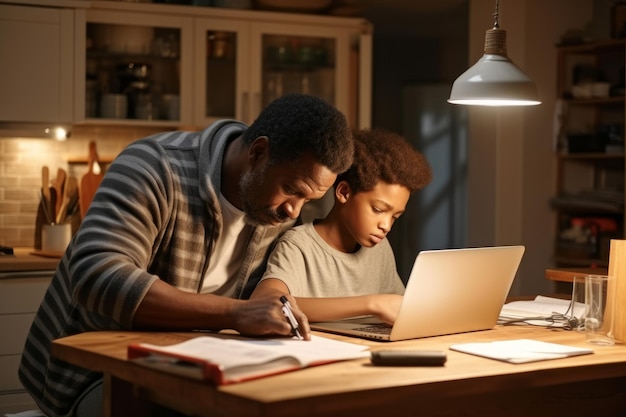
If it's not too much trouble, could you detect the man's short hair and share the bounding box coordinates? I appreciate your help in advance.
[243,94,353,174]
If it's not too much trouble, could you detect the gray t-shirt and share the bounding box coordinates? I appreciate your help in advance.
[261,222,405,297]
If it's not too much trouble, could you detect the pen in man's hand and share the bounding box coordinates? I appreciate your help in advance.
[280,295,303,340]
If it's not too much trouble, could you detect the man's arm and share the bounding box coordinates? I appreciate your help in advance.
[137,279,311,339]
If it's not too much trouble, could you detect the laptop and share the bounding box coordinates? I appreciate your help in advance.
[310,245,525,341]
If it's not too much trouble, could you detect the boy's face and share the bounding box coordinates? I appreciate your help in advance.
[340,181,410,248]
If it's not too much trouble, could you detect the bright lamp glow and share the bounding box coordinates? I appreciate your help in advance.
[448,0,541,107]
[44,126,70,141]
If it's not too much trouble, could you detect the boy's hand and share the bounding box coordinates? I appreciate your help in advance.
[369,294,403,324]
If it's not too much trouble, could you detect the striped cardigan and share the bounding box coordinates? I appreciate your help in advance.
[18,120,293,417]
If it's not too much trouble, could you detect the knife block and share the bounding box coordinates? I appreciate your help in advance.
[607,239,626,342]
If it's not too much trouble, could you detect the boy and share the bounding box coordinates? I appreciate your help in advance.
[251,129,432,325]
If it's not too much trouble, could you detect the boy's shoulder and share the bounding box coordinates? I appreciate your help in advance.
[279,222,323,246]
[283,222,314,238]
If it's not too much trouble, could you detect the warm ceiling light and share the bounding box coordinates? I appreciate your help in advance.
[46,126,70,141]
[0,123,72,139]
[448,0,541,106]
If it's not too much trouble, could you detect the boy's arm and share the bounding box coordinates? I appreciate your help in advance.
[250,277,290,298]
[296,294,403,325]
[253,278,403,324]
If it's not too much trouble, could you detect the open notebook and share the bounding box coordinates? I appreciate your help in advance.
[311,245,525,341]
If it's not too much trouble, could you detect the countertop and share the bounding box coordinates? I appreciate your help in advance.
[0,248,60,273]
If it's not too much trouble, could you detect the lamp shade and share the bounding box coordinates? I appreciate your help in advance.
[448,18,541,106]
[448,54,540,106]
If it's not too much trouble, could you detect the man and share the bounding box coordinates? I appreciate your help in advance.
[19,94,354,417]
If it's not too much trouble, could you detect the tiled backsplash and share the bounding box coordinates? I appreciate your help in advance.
[0,125,173,248]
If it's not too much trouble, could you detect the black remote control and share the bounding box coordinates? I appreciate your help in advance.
[370,350,447,366]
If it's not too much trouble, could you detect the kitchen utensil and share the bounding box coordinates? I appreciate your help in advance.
[38,189,52,223]
[41,166,52,222]
[53,168,67,217]
[100,94,128,119]
[56,176,78,224]
[49,187,57,224]
[34,194,47,250]
[64,183,80,222]
[161,94,180,120]
[79,141,104,219]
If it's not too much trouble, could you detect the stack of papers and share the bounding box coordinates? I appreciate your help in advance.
[499,296,587,328]
[450,339,594,364]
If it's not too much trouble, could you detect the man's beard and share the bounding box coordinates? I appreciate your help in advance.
[239,165,289,226]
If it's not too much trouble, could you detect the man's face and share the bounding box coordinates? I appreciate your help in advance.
[239,152,336,226]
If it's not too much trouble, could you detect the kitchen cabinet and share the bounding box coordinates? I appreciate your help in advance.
[194,15,370,127]
[0,271,53,415]
[74,2,371,129]
[0,3,74,123]
[74,7,193,127]
[552,39,626,268]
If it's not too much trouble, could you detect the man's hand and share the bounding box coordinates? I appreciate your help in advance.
[234,293,311,340]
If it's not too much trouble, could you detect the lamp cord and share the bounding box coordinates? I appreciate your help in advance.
[485,0,506,55]
[493,0,500,29]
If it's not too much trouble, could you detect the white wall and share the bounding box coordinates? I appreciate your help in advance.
[467,0,594,296]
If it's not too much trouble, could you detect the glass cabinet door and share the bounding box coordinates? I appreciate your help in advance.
[75,10,192,126]
[194,19,353,127]
[251,23,353,125]
[194,19,249,126]
[260,34,336,109]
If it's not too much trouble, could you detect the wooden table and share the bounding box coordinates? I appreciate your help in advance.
[52,327,626,417]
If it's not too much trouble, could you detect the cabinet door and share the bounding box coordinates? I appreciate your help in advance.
[194,18,251,127]
[194,18,371,128]
[0,274,51,409]
[251,23,352,125]
[0,4,73,123]
[75,9,193,126]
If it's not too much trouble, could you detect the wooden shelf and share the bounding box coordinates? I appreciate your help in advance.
[545,267,608,283]
[553,38,625,268]
[557,152,625,159]
[67,157,114,165]
[562,96,625,105]
[556,38,626,53]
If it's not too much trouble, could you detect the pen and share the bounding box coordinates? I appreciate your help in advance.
[280,295,303,340]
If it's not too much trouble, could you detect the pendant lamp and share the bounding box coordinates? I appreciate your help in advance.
[448,0,541,106]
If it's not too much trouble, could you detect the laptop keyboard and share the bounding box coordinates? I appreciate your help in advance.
[354,324,392,334]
